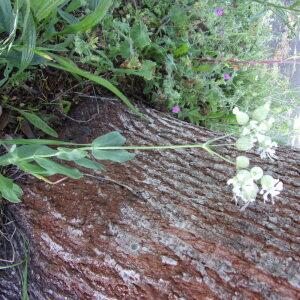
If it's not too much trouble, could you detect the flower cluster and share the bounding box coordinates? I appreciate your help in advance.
[227,156,283,209]
[227,104,283,209]
[233,102,278,160]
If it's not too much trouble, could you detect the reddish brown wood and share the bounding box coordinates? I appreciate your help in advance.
[1,100,300,299]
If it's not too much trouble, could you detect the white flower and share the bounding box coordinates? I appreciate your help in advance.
[260,175,283,204]
[228,172,259,209]
[257,136,277,160]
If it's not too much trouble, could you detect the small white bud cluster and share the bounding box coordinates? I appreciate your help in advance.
[233,102,277,160]
[228,104,283,209]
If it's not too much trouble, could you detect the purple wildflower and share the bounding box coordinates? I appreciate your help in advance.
[224,73,232,80]
[172,105,180,113]
[215,7,224,16]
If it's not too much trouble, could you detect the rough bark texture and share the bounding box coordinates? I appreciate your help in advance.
[0,100,300,299]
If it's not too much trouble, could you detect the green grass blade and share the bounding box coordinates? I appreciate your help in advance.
[20,12,36,70]
[35,0,68,22]
[59,0,112,35]
[58,8,79,24]
[65,0,83,12]
[37,51,143,117]
[0,261,24,270]
[0,0,13,32]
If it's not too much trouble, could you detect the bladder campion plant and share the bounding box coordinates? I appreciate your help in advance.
[0,102,282,209]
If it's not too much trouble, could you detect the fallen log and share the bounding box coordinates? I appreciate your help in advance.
[0,99,300,299]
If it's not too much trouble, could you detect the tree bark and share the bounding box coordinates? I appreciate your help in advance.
[0,99,300,299]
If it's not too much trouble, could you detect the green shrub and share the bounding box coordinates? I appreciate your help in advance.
[71,0,298,133]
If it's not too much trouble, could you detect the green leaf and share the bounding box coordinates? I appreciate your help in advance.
[0,152,14,166]
[18,161,55,176]
[75,157,106,171]
[173,44,189,58]
[170,4,188,27]
[20,11,36,70]
[18,111,58,138]
[65,0,83,12]
[92,131,126,147]
[0,0,13,32]
[15,145,57,159]
[0,138,75,146]
[92,149,135,163]
[35,158,83,179]
[35,0,68,22]
[58,8,79,24]
[60,0,112,35]
[130,21,151,49]
[38,52,142,117]
[193,64,213,72]
[0,174,22,203]
[14,144,42,159]
[115,60,156,80]
[57,148,87,160]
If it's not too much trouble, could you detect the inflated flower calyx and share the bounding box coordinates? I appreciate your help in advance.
[261,175,275,190]
[250,166,263,180]
[241,179,259,202]
[252,102,270,122]
[236,170,251,182]
[236,136,254,151]
[233,107,249,125]
[236,156,249,169]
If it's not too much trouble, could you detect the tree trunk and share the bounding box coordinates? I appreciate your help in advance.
[0,100,299,299]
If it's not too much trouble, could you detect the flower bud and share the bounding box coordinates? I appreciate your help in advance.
[236,136,254,151]
[233,107,249,125]
[252,102,271,122]
[236,156,250,169]
[250,166,263,180]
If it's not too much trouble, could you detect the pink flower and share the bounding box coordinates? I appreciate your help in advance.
[215,7,224,16]
[224,73,232,80]
[172,105,180,113]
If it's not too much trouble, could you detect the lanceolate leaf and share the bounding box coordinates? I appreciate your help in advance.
[0,0,13,32]
[18,161,56,176]
[35,0,68,22]
[0,174,22,203]
[92,149,135,163]
[20,12,36,70]
[58,8,79,25]
[35,158,83,179]
[15,145,57,159]
[38,52,142,117]
[60,0,112,35]
[57,148,87,161]
[92,131,126,147]
[18,111,58,138]
[75,157,106,171]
